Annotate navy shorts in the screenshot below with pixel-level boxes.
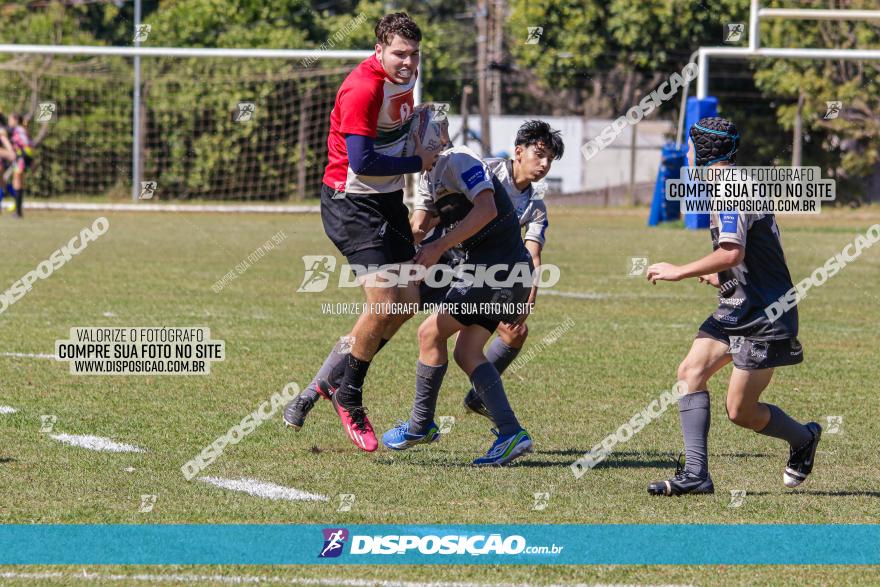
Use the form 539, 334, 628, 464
441, 254, 534, 333
419, 279, 450, 310
697, 316, 804, 371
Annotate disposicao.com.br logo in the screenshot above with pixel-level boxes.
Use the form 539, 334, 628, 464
297, 256, 561, 292
318, 528, 563, 558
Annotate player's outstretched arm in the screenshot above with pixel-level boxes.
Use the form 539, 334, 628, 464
413, 189, 496, 267
646, 242, 743, 284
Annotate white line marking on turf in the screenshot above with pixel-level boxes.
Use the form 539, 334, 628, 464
198, 476, 329, 502
542, 290, 680, 300
543, 290, 610, 299
1, 352, 56, 359
0, 572, 692, 587
49, 433, 146, 453
0, 405, 17, 414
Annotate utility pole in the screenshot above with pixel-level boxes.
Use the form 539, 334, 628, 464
489, 0, 503, 116
460, 84, 472, 150
629, 124, 638, 206
476, 0, 491, 156
132, 0, 142, 201
792, 89, 804, 167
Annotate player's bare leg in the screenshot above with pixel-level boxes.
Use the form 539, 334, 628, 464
725, 367, 775, 431
676, 336, 731, 394
727, 367, 821, 488
379, 279, 419, 340
648, 336, 730, 496
284, 280, 418, 431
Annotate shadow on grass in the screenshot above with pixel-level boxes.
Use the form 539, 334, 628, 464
375, 449, 774, 470
516, 457, 670, 469
522, 450, 772, 470
794, 490, 880, 498
539, 449, 770, 459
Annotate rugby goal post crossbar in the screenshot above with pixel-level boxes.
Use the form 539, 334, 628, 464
658, 0, 880, 227
0, 44, 422, 209
697, 0, 880, 99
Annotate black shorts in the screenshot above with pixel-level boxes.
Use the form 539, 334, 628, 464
443, 256, 533, 333
697, 317, 804, 371
419, 280, 450, 310
320, 184, 415, 274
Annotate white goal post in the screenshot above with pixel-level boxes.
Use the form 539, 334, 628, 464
697, 0, 880, 99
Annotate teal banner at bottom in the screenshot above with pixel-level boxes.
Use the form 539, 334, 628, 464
1, 524, 877, 565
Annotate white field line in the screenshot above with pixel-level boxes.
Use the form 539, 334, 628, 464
542, 290, 610, 300
0, 405, 17, 414
542, 290, 682, 300
49, 433, 146, 453
198, 476, 329, 502
0, 572, 691, 587
0, 352, 56, 359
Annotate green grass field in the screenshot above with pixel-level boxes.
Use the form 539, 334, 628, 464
1, 207, 879, 586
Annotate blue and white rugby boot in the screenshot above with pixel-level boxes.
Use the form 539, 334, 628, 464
472, 428, 533, 466
382, 420, 441, 451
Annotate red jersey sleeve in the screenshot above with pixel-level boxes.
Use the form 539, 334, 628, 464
337, 83, 382, 138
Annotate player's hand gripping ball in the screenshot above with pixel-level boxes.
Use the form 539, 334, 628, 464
403, 103, 450, 157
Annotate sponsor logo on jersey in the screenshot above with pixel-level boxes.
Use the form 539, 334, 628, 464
461, 165, 487, 190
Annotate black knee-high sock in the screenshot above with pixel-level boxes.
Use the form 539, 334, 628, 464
14, 187, 22, 217
332, 335, 392, 407
303, 337, 390, 403
336, 353, 370, 408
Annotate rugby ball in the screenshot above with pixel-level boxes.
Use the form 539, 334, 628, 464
402, 103, 448, 157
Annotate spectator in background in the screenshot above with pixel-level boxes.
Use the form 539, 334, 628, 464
0, 112, 22, 217
4, 112, 32, 218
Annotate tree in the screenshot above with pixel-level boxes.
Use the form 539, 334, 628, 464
753, 0, 880, 202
